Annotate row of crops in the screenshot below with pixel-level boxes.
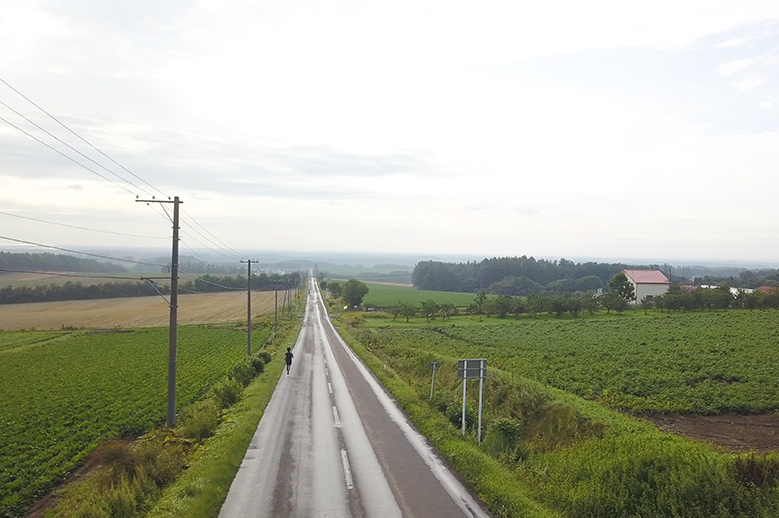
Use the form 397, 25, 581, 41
356, 309, 779, 414
0, 325, 268, 518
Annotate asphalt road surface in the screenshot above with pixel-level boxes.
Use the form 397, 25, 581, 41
219, 278, 490, 518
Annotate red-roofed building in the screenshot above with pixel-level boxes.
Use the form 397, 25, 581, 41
623, 269, 670, 303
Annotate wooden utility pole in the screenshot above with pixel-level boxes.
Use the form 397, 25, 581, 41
240, 259, 258, 355
274, 289, 278, 333
136, 196, 181, 428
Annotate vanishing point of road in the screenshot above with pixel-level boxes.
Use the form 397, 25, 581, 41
219, 278, 490, 518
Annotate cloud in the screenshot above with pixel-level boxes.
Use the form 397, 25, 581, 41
731, 76, 768, 91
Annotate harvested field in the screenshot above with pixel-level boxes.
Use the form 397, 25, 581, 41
0, 290, 286, 331
645, 412, 779, 453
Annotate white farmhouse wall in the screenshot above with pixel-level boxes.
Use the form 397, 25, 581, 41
634, 283, 669, 303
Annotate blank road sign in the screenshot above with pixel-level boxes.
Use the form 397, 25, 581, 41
457, 359, 487, 379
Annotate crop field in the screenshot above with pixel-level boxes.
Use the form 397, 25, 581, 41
353, 310, 779, 415
0, 290, 280, 331
0, 325, 271, 517
360, 282, 479, 308
338, 309, 779, 517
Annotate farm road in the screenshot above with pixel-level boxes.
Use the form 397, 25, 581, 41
0, 291, 280, 330
219, 278, 489, 518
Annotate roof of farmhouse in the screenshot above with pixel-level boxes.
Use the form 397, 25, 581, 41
623, 269, 670, 285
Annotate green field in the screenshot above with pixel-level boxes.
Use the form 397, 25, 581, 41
0, 325, 269, 517
337, 308, 779, 517
358, 282, 478, 308
346, 310, 779, 414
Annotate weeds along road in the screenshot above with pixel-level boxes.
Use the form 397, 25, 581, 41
219, 278, 490, 518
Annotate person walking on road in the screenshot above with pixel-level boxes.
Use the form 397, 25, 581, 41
285, 347, 293, 375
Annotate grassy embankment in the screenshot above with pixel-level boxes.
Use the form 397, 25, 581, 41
327, 285, 779, 517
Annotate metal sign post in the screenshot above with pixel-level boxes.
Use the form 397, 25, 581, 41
457, 359, 487, 444
429, 360, 440, 400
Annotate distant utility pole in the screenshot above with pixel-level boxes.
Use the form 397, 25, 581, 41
240, 259, 258, 355
136, 195, 181, 428
274, 289, 278, 333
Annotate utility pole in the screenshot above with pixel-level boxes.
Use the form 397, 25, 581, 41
240, 259, 258, 355
136, 196, 181, 428
274, 289, 278, 333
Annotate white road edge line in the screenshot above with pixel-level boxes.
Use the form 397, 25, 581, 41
332, 405, 341, 427
340, 449, 355, 490
321, 300, 490, 518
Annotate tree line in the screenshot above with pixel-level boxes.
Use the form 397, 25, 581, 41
387, 273, 779, 321
411, 256, 779, 295
0, 272, 303, 305
0, 252, 125, 273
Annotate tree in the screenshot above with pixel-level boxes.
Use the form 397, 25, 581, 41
328, 281, 342, 299
419, 299, 441, 322
608, 272, 635, 303
341, 279, 369, 309
439, 303, 458, 319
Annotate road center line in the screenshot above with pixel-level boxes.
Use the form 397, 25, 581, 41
340, 449, 354, 490
332, 405, 341, 427
328, 382, 333, 394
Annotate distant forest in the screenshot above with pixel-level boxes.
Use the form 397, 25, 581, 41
412, 256, 779, 295
0, 252, 125, 273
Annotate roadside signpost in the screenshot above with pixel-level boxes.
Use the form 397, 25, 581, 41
429, 360, 440, 400
457, 359, 487, 445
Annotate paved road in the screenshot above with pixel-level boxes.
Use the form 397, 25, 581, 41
219, 278, 490, 518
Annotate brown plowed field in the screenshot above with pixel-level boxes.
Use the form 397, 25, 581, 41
0, 291, 285, 331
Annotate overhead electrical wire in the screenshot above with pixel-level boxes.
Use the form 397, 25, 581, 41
0, 210, 168, 240
0, 235, 168, 269
0, 115, 137, 196
0, 267, 144, 281
182, 208, 245, 259
0, 77, 247, 265
0, 99, 153, 197
0, 76, 169, 200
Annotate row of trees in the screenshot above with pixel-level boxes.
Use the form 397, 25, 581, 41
386, 286, 779, 323
411, 256, 779, 295
0, 272, 304, 304
0, 252, 125, 273
411, 257, 642, 294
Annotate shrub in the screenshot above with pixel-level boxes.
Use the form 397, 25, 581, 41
210, 378, 243, 410
257, 351, 272, 364
229, 358, 256, 386
179, 399, 220, 442
446, 401, 478, 433
249, 354, 265, 374
731, 453, 779, 489
484, 417, 521, 457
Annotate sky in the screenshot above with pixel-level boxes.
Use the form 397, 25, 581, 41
1, 1, 779, 265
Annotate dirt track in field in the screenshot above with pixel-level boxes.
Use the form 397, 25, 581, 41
0, 291, 287, 331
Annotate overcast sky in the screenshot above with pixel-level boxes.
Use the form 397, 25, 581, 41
2, 1, 779, 265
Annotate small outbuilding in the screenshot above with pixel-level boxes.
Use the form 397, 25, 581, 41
623, 269, 670, 303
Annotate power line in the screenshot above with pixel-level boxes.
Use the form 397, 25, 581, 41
182, 208, 245, 259
0, 99, 153, 197
0, 210, 168, 240
0, 235, 168, 268
180, 230, 239, 261
0, 76, 169, 200
0, 114, 138, 196
0, 267, 143, 281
